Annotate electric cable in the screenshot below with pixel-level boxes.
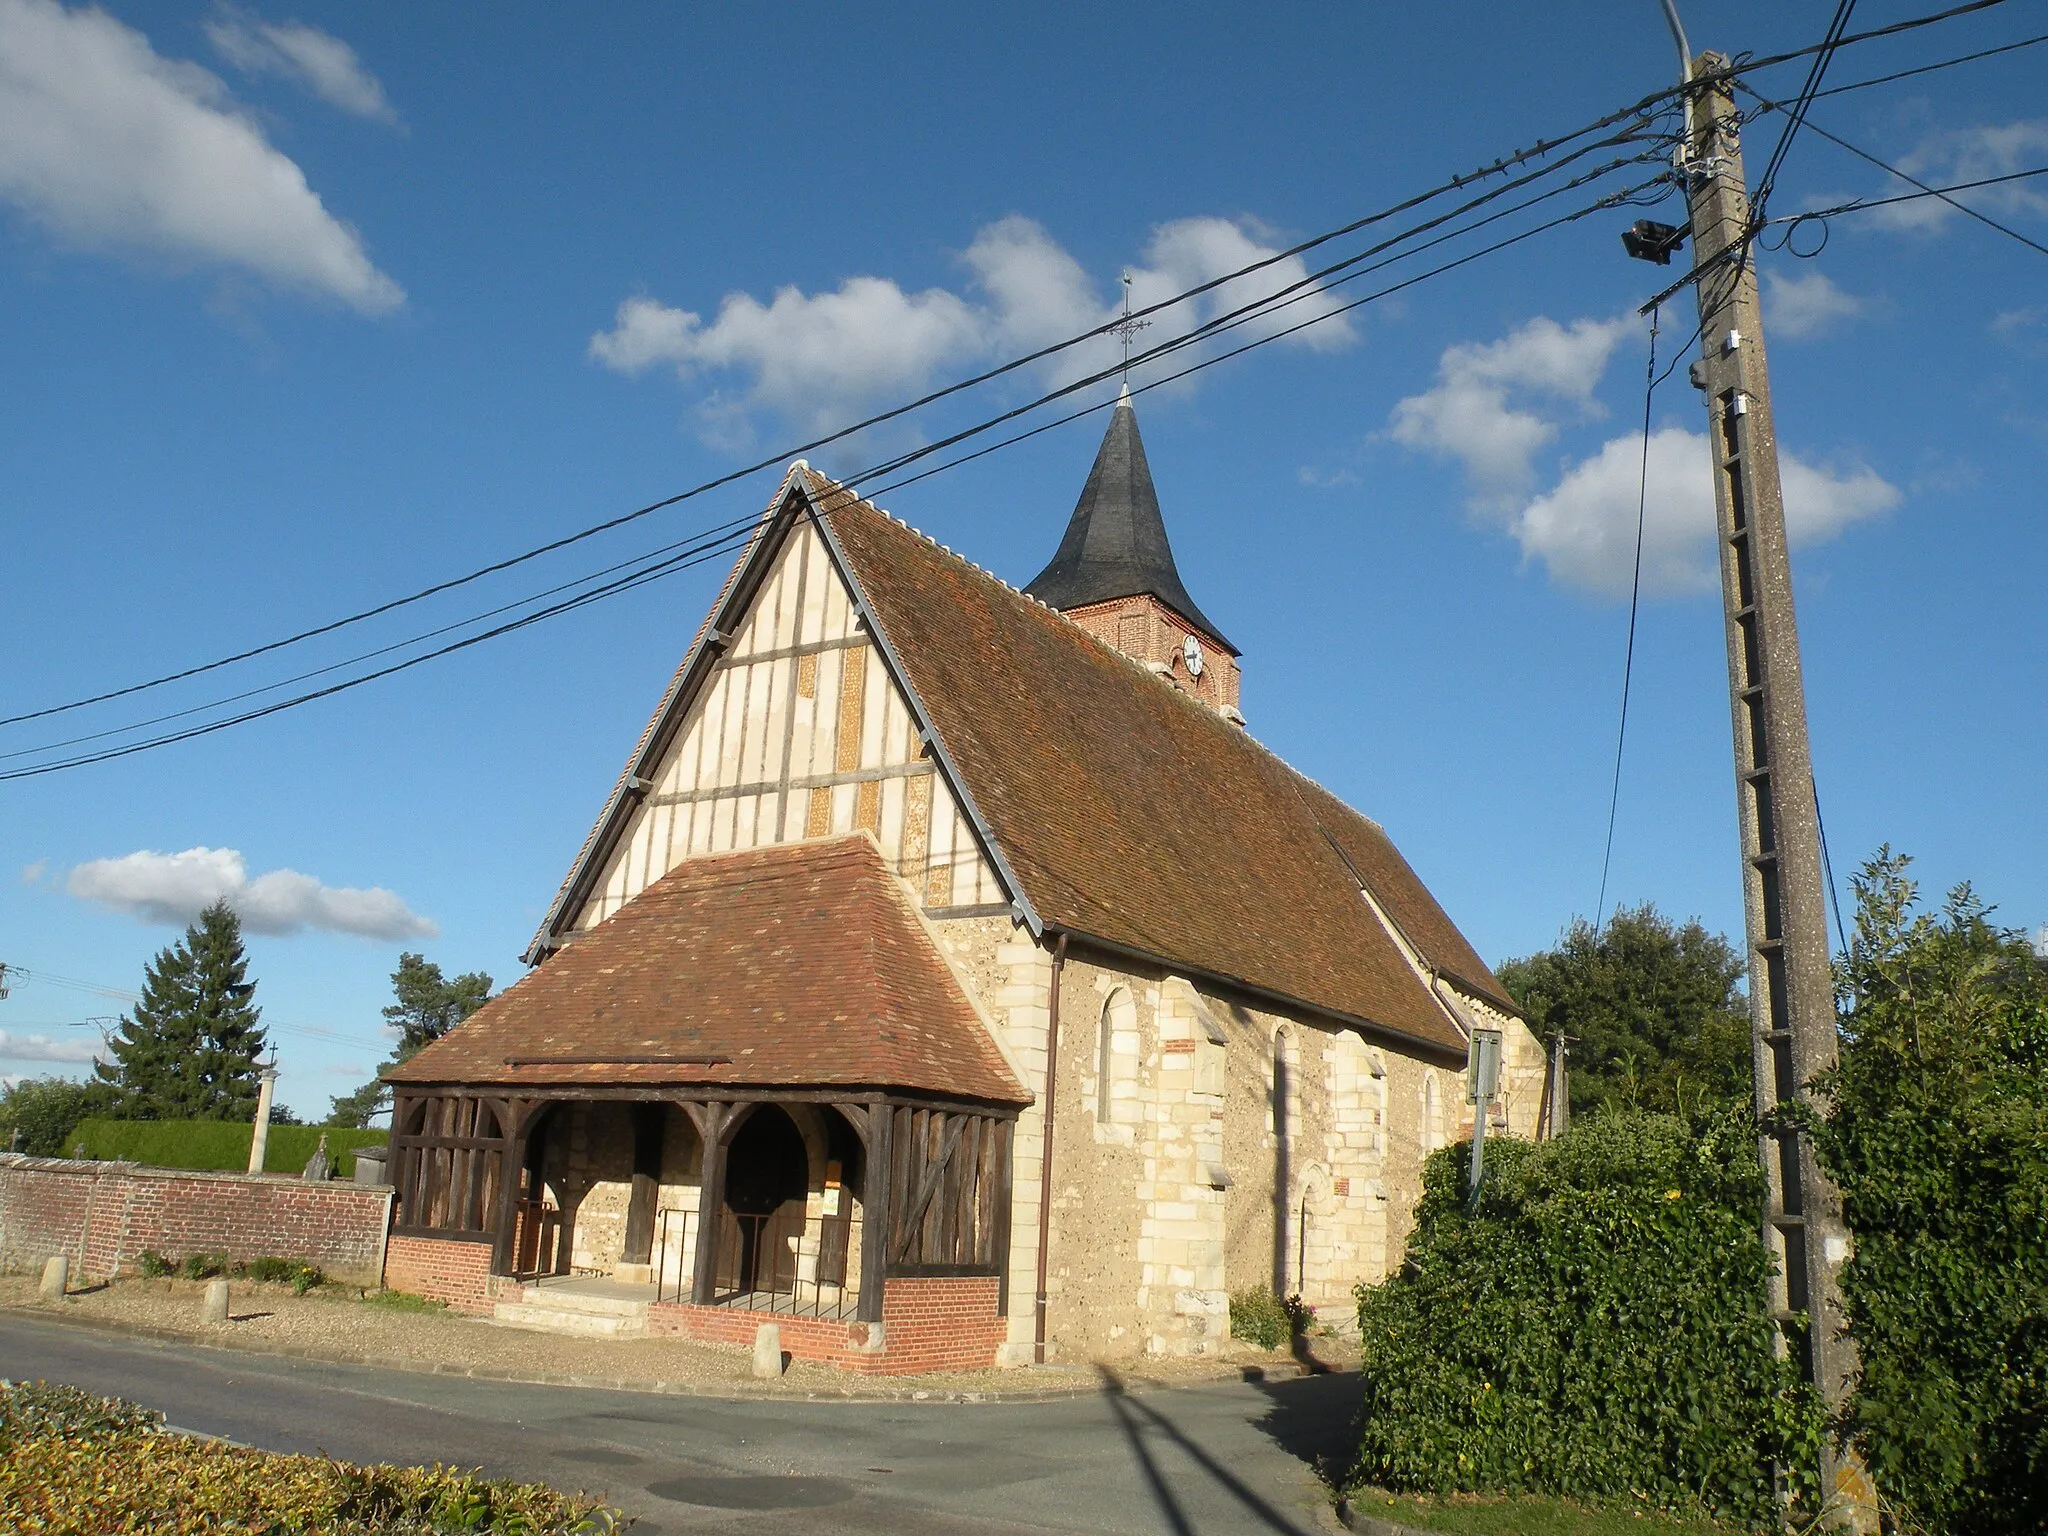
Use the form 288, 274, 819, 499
1, 0, 2017, 757
1738, 82, 2048, 258
9, 0, 2001, 729
1595, 309, 1662, 933
1753, 1, 1860, 222
0, 114, 1673, 733
0, 174, 1673, 779
0, 158, 1671, 774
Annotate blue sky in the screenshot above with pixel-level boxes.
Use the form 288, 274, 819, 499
3, 0, 2043, 1119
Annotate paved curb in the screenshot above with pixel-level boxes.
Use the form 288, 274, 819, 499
2, 1302, 1319, 1405
1334, 1494, 1441, 1536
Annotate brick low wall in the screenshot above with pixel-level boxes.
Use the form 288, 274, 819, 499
650, 1274, 1005, 1374
381, 1233, 506, 1313
0, 1153, 392, 1285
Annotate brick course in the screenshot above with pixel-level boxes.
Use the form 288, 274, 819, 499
0, 1154, 391, 1285
649, 1275, 1003, 1374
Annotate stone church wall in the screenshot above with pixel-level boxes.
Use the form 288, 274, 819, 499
917, 910, 1529, 1364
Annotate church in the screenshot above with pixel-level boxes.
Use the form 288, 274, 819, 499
384, 391, 1545, 1372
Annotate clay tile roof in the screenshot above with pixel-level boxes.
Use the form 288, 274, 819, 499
390, 837, 1026, 1105
812, 474, 1515, 1052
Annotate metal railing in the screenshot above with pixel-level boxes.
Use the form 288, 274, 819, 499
654, 1203, 858, 1320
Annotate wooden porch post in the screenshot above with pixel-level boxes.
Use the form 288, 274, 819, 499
489, 1099, 534, 1278
687, 1102, 730, 1306
857, 1096, 893, 1324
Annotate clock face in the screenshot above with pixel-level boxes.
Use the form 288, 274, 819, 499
1182, 633, 1205, 677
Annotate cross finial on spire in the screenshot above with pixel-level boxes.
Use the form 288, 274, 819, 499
1109, 269, 1149, 380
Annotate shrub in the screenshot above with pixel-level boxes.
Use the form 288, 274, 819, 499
292, 1263, 324, 1296
0, 1380, 622, 1533
137, 1250, 174, 1278
1814, 854, 2048, 1536
1352, 1107, 1823, 1528
1229, 1287, 1309, 1350
177, 1252, 228, 1281
234, 1256, 324, 1292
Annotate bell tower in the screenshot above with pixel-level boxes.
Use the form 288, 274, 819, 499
1024, 387, 1242, 715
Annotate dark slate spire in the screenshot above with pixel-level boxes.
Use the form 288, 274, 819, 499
1024, 388, 1236, 653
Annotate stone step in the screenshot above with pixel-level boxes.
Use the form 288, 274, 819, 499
508, 1287, 651, 1319
489, 1301, 647, 1338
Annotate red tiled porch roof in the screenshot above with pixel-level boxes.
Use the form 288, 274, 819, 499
390, 837, 1026, 1105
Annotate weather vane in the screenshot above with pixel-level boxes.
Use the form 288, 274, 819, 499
1108, 270, 1150, 378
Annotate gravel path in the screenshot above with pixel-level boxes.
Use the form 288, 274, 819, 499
0, 1277, 1352, 1402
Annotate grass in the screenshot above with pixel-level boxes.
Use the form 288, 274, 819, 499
1347, 1489, 1740, 1536
356, 1288, 448, 1313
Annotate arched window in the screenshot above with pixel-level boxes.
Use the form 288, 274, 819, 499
1096, 989, 1133, 1125
1422, 1071, 1446, 1153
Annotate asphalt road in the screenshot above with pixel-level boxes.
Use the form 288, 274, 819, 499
0, 1316, 1358, 1534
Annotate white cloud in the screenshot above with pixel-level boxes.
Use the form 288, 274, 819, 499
0, 0, 403, 312
1392, 313, 1900, 595
0, 1029, 102, 1064
205, 5, 398, 125
1864, 119, 2048, 234
589, 213, 1357, 446
19, 859, 46, 884
1387, 315, 1635, 506
66, 846, 436, 941
1515, 426, 1900, 595
1763, 268, 1863, 340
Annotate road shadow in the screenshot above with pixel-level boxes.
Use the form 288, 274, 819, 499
1097, 1365, 1315, 1535
1245, 1369, 1362, 1494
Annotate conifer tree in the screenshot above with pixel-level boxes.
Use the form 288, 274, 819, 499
96, 900, 268, 1120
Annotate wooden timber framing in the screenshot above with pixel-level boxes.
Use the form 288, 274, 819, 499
388, 1086, 1017, 1325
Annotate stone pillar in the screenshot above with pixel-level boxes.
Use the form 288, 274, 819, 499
39, 1255, 68, 1301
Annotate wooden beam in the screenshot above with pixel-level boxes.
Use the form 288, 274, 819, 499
857, 1099, 893, 1323
690, 1102, 731, 1305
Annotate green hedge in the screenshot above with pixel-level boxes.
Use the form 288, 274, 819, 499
1813, 858, 2048, 1536
1353, 1108, 1823, 1529
69, 1118, 387, 1178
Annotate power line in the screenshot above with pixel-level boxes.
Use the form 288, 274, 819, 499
1738, 82, 2048, 258
1595, 309, 1662, 932
1, 160, 1673, 776
1799, 26, 2048, 101
7, 0, 2000, 734
1753, 0, 1859, 222
1776, 163, 2048, 222
0, 116, 1669, 735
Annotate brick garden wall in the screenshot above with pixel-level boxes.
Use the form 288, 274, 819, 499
0, 1153, 392, 1285
649, 1274, 1004, 1374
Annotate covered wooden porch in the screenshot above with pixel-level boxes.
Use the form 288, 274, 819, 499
389, 1084, 1016, 1325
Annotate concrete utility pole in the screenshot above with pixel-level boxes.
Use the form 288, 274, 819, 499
1676, 54, 1871, 1527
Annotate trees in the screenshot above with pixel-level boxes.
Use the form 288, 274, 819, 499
94, 900, 268, 1121
326, 952, 492, 1127
1815, 851, 2048, 1536
1497, 904, 1751, 1116
0, 1076, 107, 1156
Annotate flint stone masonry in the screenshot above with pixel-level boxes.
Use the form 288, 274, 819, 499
0, 1153, 394, 1286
